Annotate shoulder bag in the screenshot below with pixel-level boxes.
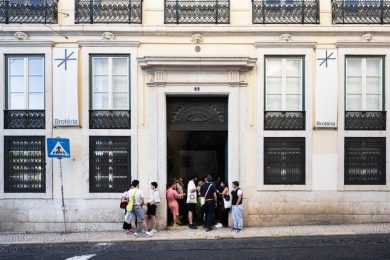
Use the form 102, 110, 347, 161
200, 184, 213, 206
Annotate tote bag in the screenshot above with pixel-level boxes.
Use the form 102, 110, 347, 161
223, 197, 232, 209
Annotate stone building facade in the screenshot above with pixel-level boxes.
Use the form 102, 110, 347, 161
0, 0, 390, 232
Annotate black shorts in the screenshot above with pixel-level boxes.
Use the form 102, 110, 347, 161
188, 203, 196, 213
147, 205, 157, 216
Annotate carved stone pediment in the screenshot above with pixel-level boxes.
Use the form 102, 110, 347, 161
138, 57, 257, 72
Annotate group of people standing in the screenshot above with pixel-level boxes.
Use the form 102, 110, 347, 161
121, 176, 243, 239
121, 180, 160, 238
165, 175, 244, 232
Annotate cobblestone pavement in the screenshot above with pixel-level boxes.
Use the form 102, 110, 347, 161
0, 223, 390, 245
1, 235, 390, 260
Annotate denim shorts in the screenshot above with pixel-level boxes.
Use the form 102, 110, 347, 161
131, 205, 145, 220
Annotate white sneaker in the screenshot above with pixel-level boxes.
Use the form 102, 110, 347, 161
133, 232, 139, 239
215, 223, 223, 228
144, 231, 154, 238
151, 229, 158, 234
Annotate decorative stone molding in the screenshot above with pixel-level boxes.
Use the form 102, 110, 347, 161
102, 32, 115, 40
138, 57, 257, 72
255, 42, 317, 49
191, 33, 204, 44
361, 33, 373, 42
228, 71, 240, 82
336, 41, 390, 48
279, 33, 292, 42
154, 71, 166, 82
14, 31, 28, 41
0, 41, 53, 47
78, 41, 140, 47
139, 57, 256, 88
147, 71, 167, 87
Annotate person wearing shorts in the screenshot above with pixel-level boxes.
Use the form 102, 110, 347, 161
127, 180, 154, 238
147, 182, 160, 233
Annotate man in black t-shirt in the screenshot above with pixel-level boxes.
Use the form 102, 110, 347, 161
200, 175, 217, 232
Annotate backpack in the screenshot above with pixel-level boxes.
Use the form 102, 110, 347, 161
126, 189, 138, 211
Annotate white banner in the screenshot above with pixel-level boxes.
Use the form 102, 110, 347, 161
53, 48, 79, 127
315, 49, 338, 128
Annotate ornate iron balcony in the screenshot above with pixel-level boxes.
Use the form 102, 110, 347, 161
345, 111, 386, 131
332, 0, 390, 24
252, 0, 319, 24
264, 111, 306, 130
165, 0, 230, 24
75, 0, 142, 24
89, 110, 131, 129
4, 110, 45, 129
0, 0, 57, 24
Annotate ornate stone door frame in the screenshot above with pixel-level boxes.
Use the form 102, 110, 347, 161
139, 56, 256, 226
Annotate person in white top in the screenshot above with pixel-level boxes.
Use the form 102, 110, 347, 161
187, 176, 198, 229
147, 182, 160, 233
126, 180, 153, 238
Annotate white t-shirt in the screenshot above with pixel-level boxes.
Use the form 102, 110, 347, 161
187, 180, 197, 203
127, 188, 144, 206
149, 189, 161, 204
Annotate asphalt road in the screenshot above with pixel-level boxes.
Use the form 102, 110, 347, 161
1, 235, 390, 260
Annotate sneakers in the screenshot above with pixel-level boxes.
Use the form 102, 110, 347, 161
151, 229, 158, 234
235, 229, 242, 233
144, 231, 154, 238
133, 231, 154, 239
215, 223, 223, 229
189, 224, 198, 229
205, 227, 213, 232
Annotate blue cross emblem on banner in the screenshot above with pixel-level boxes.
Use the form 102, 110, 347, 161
55, 49, 77, 71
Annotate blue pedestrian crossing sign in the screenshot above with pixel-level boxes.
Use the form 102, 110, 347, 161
47, 138, 70, 159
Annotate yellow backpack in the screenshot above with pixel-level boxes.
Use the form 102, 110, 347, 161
126, 189, 137, 212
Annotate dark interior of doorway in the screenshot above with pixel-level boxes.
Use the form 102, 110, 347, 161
167, 131, 228, 184
166, 131, 228, 226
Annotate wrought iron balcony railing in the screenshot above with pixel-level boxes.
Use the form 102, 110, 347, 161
4, 110, 45, 129
75, 0, 142, 24
89, 110, 131, 129
0, 0, 57, 24
332, 0, 390, 24
345, 111, 386, 131
264, 111, 306, 130
252, 0, 319, 24
165, 0, 230, 24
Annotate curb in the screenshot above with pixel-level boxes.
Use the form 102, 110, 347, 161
1, 230, 390, 245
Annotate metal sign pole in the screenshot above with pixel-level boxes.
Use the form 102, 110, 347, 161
59, 158, 67, 234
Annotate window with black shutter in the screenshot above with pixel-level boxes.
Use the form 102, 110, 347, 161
345, 137, 386, 185
89, 136, 131, 192
264, 137, 305, 185
4, 136, 46, 193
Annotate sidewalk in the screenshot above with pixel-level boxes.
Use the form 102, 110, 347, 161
1, 223, 390, 245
